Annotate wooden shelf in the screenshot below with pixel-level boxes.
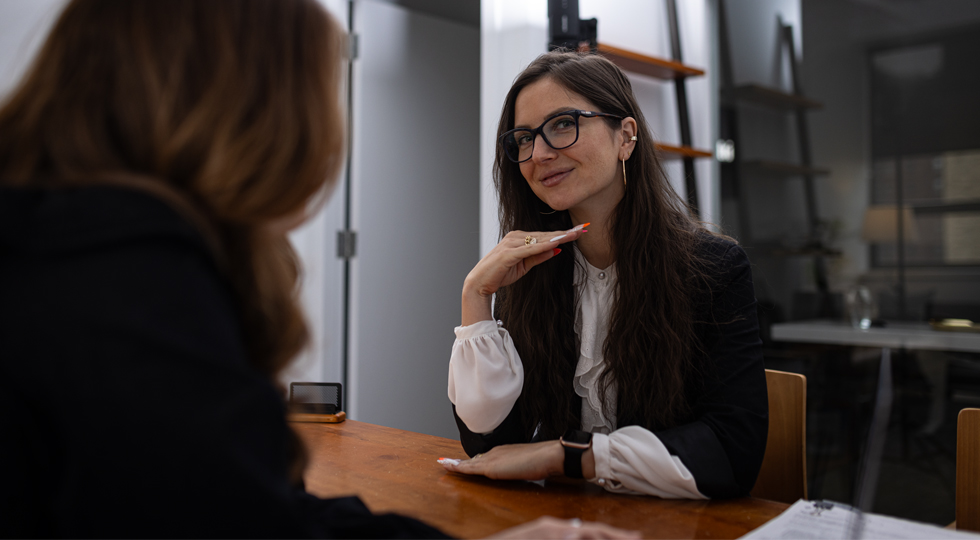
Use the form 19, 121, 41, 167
655, 143, 713, 160
733, 84, 822, 111
742, 160, 829, 177
598, 43, 705, 80
911, 199, 980, 214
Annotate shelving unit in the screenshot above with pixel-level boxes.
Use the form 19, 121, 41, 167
655, 143, 713, 160
595, 0, 712, 217
732, 83, 823, 111
718, 0, 836, 304
598, 43, 704, 79
910, 199, 980, 214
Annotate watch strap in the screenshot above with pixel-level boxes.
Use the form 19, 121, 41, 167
563, 445, 586, 479
560, 429, 592, 479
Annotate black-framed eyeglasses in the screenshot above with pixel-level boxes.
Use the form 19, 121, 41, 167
499, 109, 624, 164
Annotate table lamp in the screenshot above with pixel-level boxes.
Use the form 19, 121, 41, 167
862, 205, 919, 319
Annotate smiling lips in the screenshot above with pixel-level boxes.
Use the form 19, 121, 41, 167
540, 169, 571, 187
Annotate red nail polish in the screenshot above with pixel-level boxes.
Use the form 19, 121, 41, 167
581, 229, 588, 233
553, 248, 561, 256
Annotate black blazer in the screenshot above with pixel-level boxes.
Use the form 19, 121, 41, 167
453, 236, 768, 499
0, 186, 447, 539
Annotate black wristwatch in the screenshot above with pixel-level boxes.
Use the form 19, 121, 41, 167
559, 429, 593, 479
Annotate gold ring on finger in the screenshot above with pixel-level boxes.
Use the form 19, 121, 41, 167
524, 235, 537, 246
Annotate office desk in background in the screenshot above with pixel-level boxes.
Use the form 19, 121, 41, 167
293, 420, 788, 539
770, 320, 980, 354
770, 319, 980, 433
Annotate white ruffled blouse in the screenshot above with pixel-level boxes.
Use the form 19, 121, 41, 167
448, 249, 706, 499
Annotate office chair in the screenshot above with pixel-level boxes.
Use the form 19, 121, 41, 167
751, 369, 808, 504
957, 408, 980, 532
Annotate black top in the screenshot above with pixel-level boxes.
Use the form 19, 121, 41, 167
0, 186, 448, 539
453, 235, 768, 499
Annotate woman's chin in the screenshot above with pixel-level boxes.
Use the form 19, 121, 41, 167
539, 198, 573, 213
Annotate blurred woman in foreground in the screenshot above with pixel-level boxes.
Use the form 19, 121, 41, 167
0, 1, 635, 538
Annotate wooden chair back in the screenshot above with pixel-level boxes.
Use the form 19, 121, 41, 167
750, 369, 807, 504
958, 408, 980, 532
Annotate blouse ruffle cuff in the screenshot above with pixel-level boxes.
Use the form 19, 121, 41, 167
590, 427, 707, 499
590, 433, 626, 491
448, 320, 523, 434
453, 319, 501, 340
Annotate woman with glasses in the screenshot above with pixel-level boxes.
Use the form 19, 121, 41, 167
442, 51, 768, 499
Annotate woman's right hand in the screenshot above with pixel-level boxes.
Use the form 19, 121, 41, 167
461, 224, 587, 326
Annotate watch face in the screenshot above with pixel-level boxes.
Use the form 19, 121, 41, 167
562, 429, 592, 446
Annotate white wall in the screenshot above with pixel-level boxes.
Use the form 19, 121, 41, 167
479, 1, 547, 256
480, 0, 720, 256
0, 0, 65, 99
347, 0, 480, 438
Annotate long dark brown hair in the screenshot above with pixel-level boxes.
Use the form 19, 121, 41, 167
494, 51, 720, 440
0, 0, 345, 384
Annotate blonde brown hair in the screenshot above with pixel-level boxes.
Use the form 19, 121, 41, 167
0, 0, 346, 381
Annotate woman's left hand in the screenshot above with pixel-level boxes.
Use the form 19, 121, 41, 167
440, 441, 565, 480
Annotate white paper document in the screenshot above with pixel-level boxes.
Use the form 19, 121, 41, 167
740, 499, 980, 540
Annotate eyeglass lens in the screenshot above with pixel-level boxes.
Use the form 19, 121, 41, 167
503, 113, 580, 163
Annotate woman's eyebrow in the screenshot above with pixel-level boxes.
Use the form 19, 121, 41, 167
514, 107, 578, 128
545, 106, 577, 117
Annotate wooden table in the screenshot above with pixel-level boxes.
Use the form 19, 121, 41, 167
294, 420, 788, 539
